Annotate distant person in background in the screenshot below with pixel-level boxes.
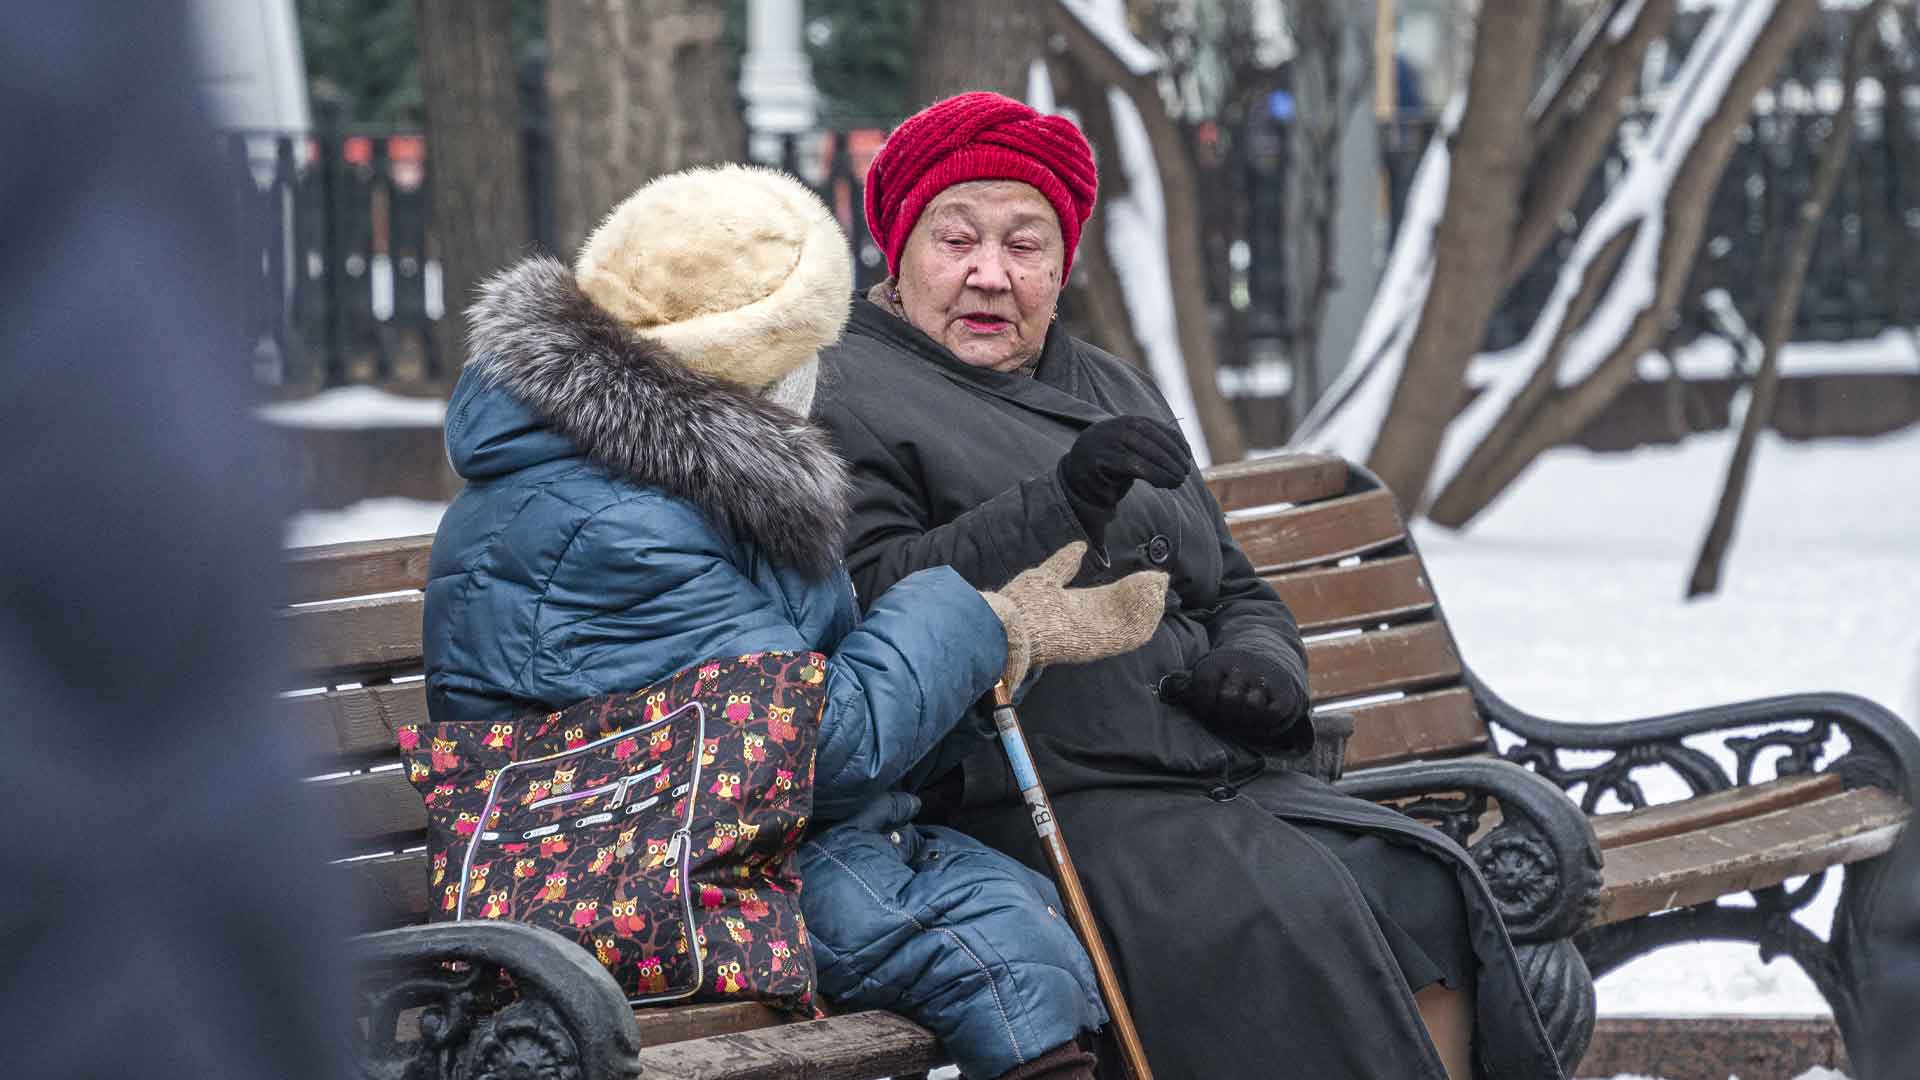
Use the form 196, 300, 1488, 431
0, 5, 353, 1078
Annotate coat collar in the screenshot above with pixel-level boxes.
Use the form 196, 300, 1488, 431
463, 256, 851, 574
844, 299, 1115, 430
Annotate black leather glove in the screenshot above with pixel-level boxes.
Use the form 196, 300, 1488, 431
1056, 417, 1192, 549
1166, 647, 1311, 752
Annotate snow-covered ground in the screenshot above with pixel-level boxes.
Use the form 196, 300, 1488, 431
287, 421, 1919, 1080
1412, 424, 1919, 1080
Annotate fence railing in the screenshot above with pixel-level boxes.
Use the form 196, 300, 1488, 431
231, 101, 1920, 397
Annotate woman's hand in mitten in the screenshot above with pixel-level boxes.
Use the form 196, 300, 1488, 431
980, 541, 1169, 689
1056, 417, 1192, 548
1168, 647, 1309, 750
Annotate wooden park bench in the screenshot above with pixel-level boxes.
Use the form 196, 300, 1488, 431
291, 451, 1918, 1079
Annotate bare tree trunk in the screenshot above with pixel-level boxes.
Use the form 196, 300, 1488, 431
910, 1, 1041, 106
1427, 0, 1819, 528
1687, 0, 1887, 598
1046, 51, 1147, 369
414, 0, 528, 327
1049, 1, 1246, 462
1365, 0, 1546, 512
1509, 0, 1678, 284
547, 0, 743, 257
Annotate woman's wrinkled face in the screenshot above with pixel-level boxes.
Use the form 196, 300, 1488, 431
896, 181, 1066, 372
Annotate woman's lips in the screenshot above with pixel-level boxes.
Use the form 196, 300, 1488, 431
959, 313, 1011, 333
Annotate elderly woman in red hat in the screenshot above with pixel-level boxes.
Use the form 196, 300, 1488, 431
815, 92, 1568, 1080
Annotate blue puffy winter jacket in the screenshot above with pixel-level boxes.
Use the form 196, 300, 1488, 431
421, 257, 1103, 1078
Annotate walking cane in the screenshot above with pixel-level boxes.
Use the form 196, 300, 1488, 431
990, 681, 1155, 1080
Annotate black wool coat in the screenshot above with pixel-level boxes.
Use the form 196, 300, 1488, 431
816, 299, 1565, 1079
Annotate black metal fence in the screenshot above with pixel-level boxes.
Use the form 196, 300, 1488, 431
225, 113, 554, 389
232, 13, 1920, 394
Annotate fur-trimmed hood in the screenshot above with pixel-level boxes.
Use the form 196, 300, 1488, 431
458, 255, 850, 573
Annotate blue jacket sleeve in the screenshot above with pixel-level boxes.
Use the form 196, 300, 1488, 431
814, 566, 1007, 821
539, 496, 1006, 823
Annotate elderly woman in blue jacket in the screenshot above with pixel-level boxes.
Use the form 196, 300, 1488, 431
421, 165, 1166, 1080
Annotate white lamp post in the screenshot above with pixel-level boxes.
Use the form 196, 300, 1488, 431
739, 0, 819, 171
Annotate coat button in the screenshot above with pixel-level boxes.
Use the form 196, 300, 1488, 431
1146, 534, 1172, 564
889, 831, 902, 845
1208, 784, 1238, 803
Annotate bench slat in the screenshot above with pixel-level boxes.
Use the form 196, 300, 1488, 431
1228, 489, 1404, 574
310, 770, 427, 847
1594, 786, 1909, 925
283, 592, 426, 681
283, 682, 428, 762
633, 1002, 792, 1047
1202, 453, 1348, 512
1589, 773, 1845, 851
286, 534, 434, 604
635, 1009, 940, 1078
340, 851, 431, 925
1268, 555, 1436, 635
1305, 621, 1461, 702
1338, 687, 1488, 770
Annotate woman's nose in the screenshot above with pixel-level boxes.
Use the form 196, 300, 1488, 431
966, 252, 1013, 291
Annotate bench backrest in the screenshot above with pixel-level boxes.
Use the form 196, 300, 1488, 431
284, 452, 1488, 929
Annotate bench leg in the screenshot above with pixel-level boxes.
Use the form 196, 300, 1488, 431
1513, 939, 1597, 1075
349, 921, 644, 1080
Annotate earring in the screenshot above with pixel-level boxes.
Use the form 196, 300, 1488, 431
1050, 309, 1059, 322
888, 285, 901, 303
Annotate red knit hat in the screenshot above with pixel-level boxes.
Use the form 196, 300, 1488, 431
864, 91, 1099, 280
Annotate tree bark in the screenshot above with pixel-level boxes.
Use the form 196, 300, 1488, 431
1364, 0, 1547, 513
413, 0, 528, 328
1686, 0, 1888, 598
910, 0, 1042, 106
1426, 0, 1822, 528
1508, 0, 1676, 286
1048, 1, 1245, 462
1045, 50, 1147, 369
547, 0, 744, 258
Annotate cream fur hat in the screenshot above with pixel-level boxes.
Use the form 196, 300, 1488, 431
574, 164, 853, 396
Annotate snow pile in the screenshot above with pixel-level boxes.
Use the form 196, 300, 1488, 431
257, 385, 446, 429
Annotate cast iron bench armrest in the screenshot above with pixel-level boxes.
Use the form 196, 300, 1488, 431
1337, 755, 1603, 943
350, 920, 645, 1080
1469, 668, 1920, 809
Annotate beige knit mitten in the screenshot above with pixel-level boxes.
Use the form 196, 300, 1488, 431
980, 541, 1169, 689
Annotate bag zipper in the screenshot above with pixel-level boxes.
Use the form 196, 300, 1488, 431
454, 697, 712, 1005
525, 764, 664, 811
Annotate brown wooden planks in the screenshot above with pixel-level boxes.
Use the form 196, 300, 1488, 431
634, 1009, 941, 1079
1202, 453, 1348, 512
339, 851, 431, 925
634, 1002, 792, 1047
1594, 786, 1910, 925
1228, 489, 1405, 573
282, 682, 429, 762
282, 592, 426, 680
286, 534, 433, 604
1338, 687, 1488, 770
1305, 621, 1461, 702
1590, 774, 1845, 851
309, 769, 428, 845
1267, 555, 1436, 634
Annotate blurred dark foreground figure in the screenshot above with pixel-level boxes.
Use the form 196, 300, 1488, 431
0, 6, 353, 1078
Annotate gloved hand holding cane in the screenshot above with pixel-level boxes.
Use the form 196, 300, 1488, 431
977, 540, 1164, 1080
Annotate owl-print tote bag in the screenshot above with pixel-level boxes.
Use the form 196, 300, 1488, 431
399, 652, 826, 1015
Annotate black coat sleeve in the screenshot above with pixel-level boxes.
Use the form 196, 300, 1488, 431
1195, 482, 1312, 721
825, 401, 1090, 606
